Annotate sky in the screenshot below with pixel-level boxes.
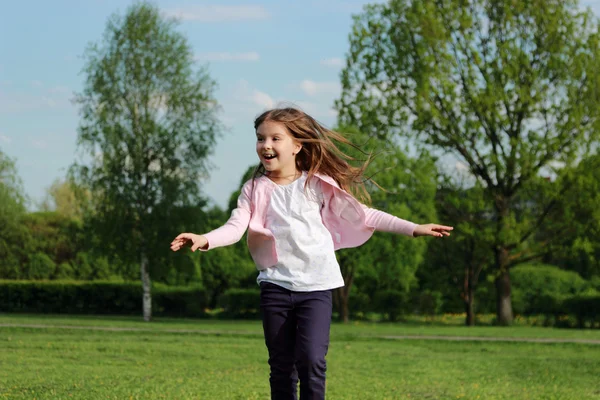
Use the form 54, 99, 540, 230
1, 0, 600, 210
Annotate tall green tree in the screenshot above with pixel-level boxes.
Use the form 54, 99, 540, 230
421, 182, 494, 325
0, 150, 32, 278
39, 178, 88, 221
337, 0, 600, 324
334, 129, 438, 322
542, 154, 600, 279
72, 2, 223, 321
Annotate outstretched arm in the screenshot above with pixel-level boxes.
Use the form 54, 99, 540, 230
170, 182, 253, 252
362, 205, 452, 238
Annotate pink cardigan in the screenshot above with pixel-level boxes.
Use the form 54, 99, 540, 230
202, 173, 417, 270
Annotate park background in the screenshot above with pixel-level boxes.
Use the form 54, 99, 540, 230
1, 0, 600, 398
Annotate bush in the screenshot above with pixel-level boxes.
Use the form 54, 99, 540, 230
562, 292, 600, 328
0, 280, 207, 317
218, 288, 260, 319
511, 264, 588, 316
153, 283, 208, 317
416, 290, 444, 317
349, 291, 370, 318
372, 290, 411, 321
26, 253, 55, 280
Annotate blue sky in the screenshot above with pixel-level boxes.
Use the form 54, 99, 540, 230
1, 0, 599, 210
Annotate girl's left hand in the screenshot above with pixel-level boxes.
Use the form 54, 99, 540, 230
413, 224, 453, 238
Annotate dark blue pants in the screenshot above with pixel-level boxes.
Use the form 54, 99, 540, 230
260, 282, 333, 400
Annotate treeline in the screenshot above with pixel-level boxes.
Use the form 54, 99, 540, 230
2, 148, 599, 327
2, 0, 600, 326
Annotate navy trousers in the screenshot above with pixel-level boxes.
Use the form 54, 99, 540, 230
259, 282, 333, 400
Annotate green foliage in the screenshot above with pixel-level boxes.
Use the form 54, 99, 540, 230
153, 284, 208, 317
563, 293, 600, 328
542, 154, 600, 279
25, 253, 55, 280
335, 127, 438, 320
0, 280, 207, 317
511, 264, 588, 315
416, 289, 444, 317
217, 288, 261, 319
348, 289, 370, 317
70, 2, 223, 299
337, 0, 600, 324
23, 211, 82, 267
39, 178, 87, 221
0, 150, 32, 279
372, 290, 411, 321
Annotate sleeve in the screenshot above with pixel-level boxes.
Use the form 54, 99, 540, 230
201, 181, 252, 251
361, 204, 417, 237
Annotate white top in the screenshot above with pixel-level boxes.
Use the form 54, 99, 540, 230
256, 172, 345, 292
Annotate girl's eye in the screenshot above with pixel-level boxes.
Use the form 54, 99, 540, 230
257, 137, 264, 142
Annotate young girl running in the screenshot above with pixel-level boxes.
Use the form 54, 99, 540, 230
171, 107, 452, 400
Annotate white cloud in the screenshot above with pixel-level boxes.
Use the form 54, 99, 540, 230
195, 52, 259, 62
164, 5, 270, 22
233, 79, 275, 110
299, 80, 340, 97
252, 91, 275, 109
0, 134, 11, 144
31, 80, 43, 88
321, 58, 344, 68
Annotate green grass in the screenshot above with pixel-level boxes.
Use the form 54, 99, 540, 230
2, 313, 600, 341
1, 314, 600, 399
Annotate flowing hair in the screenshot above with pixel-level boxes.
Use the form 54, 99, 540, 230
253, 107, 373, 204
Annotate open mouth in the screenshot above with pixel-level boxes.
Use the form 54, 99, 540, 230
263, 154, 277, 161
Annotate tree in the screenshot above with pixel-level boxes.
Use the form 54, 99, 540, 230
333, 129, 438, 322
542, 154, 600, 279
0, 150, 32, 279
421, 182, 494, 325
39, 178, 88, 221
72, 2, 223, 321
337, 0, 600, 324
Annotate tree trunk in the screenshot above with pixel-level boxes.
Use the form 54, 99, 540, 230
334, 287, 350, 323
465, 299, 475, 326
141, 252, 152, 322
494, 196, 513, 326
495, 257, 513, 326
464, 281, 475, 327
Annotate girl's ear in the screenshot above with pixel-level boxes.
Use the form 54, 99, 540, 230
294, 141, 302, 155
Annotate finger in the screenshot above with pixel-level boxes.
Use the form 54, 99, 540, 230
175, 233, 191, 240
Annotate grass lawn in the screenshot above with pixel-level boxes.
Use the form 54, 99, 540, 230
2, 313, 600, 341
1, 315, 600, 399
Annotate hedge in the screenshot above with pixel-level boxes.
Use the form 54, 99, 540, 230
0, 280, 208, 317
217, 288, 261, 319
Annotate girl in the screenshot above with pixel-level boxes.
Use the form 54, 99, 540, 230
171, 107, 452, 400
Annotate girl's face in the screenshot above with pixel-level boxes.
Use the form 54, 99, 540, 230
256, 121, 302, 176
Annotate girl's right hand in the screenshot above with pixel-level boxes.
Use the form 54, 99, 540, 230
170, 233, 208, 252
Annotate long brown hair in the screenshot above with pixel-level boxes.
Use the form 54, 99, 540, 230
253, 107, 373, 204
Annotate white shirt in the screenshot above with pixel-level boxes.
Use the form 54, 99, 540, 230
256, 172, 345, 291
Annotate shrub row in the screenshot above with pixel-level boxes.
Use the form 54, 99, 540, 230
0, 280, 208, 317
